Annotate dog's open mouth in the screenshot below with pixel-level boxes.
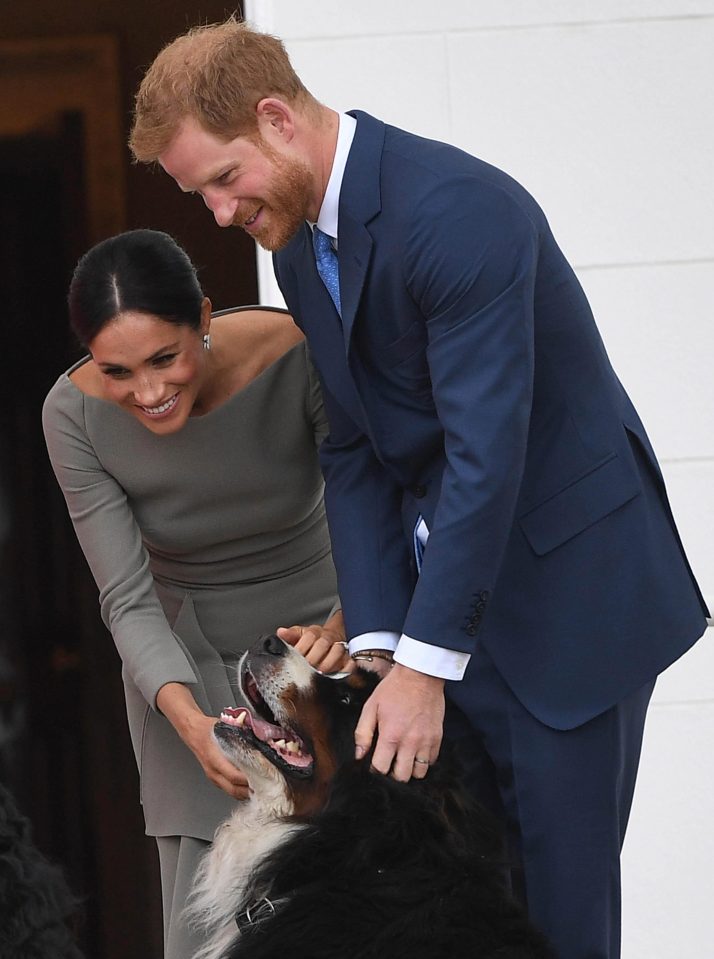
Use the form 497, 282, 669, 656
217, 668, 314, 776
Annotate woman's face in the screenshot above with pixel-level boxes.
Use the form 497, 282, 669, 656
89, 306, 210, 435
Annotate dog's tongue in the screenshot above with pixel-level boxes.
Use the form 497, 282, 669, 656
221, 706, 285, 743
251, 716, 286, 743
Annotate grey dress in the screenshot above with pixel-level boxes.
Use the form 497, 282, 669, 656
42, 339, 338, 842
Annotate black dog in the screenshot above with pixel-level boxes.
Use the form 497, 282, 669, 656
0, 782, 84, 959
187, 636, 552, 959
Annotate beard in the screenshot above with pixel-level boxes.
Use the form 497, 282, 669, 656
233, 143, 314, 252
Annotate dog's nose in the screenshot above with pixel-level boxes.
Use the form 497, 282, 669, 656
262, 634, 287, 657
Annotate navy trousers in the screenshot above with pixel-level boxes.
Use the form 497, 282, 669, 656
445, 645, 654, 959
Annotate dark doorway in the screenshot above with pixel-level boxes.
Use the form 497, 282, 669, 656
0, 115, 163, 958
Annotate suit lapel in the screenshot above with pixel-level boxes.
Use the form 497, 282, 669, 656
338, 215, 373, 349
275, 115, 387, 434
338, 111, 385, 351
289, 223, 369, 431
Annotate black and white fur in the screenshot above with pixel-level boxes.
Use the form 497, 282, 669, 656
0, 782, 84, 959
187, 635, 552, 959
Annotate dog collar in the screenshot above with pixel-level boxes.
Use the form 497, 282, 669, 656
235, 895, 287, 932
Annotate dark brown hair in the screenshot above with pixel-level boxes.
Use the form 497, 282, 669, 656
67, 230, 204, 347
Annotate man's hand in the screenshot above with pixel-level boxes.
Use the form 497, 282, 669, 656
277, 610, 352, 673
353, 663, 445, 781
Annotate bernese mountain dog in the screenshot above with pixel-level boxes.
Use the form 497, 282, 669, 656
0, 782, 84, 958
187, 635, 553, 959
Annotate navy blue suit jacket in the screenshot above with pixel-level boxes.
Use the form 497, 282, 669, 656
274, 111, 707, 729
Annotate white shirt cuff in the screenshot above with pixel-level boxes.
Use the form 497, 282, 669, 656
394, 635, 470, 681
348, 631, 399, 656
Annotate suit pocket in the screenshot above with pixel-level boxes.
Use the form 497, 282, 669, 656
518, 453, 641, 556
138, 702, 152, 802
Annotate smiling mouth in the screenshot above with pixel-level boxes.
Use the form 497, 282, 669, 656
139, 393, 179, 416
242, 207, 262, 228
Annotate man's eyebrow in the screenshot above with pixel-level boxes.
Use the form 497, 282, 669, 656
177, 164, 234, 194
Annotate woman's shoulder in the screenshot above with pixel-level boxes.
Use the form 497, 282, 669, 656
211, 306, 305, 392
213, 306, 303, 353
43, 358, 88, 417
67, 356, 104, 398
42, 360, 96, 451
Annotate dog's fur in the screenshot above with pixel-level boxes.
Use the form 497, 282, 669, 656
188, 636, 552, 959
0, 782, 84, 959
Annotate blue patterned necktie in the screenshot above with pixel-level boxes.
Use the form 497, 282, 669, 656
312, 226, 341, 316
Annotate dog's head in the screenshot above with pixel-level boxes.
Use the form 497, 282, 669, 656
215, 635, 378, 817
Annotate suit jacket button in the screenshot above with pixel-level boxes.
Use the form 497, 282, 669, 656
413, 484, 427, 498
480, 590, 490, 602
466, 623, 477, 636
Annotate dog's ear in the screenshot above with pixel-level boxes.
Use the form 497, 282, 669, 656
344, 666, 381, 694
317, 665, 379, 707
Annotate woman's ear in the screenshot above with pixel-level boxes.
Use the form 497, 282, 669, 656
200, 296, 212, 334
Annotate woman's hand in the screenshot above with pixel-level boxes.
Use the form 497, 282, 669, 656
276, 609, 353, 673
156, 682, 250, 800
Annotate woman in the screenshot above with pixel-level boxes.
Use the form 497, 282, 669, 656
42, 229, 347, 958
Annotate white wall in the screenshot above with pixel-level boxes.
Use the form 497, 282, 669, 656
245, 3, 713, 955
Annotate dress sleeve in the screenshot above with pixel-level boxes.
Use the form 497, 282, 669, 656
42, 379, 198, 708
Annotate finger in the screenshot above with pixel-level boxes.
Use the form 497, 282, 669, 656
210, 756, 247, 786
276, 625, 302, 646
319, 644, 352, 673
390, 745, 419, 782
370, 730, 399, 776
309, 637, 346, 668
410, 754, 431, 780
217, 775, 251, 801
354, 700, 378, 761
206, 738, 249, 786
391, 729, 442, 781
219, 765, 250, 798
294, 627, 323, 655
301, 636, 330, 662
227, 767, 249, 788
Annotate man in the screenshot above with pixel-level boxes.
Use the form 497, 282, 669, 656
130, 19, 708, 958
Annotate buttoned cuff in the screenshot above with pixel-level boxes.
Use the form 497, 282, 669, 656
394, 635, 470, 681
348, 631, 399, 656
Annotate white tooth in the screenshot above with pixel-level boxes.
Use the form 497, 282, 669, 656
236, 712, 246, 725
143, 394, 177, 415
285, 741, 300, 753
275, 739, 286, 749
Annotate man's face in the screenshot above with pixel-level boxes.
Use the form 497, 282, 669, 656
159, 117, 314, 251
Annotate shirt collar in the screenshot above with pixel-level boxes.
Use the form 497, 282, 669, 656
312, 112, 356, 243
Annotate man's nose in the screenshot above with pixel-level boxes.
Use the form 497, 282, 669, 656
205, 192, 237, 229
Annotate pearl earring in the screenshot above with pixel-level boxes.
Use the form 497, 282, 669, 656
203, 333, 211, 351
